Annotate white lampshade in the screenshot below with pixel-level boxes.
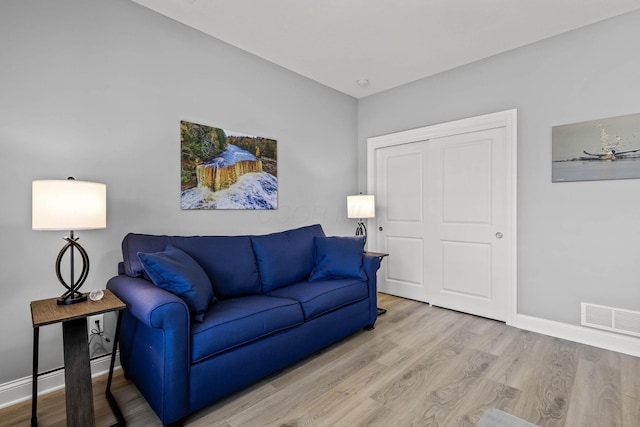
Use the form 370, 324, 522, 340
347, 194, 375, 219
32, 179, 107, 231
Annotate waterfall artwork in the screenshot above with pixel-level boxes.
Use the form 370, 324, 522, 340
552, 112, 640, 182
180, 120, 277, 209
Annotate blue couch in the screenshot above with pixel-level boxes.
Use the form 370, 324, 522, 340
106, 224, 381, 425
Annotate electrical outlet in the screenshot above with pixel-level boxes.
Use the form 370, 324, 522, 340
88, 314, 104, 339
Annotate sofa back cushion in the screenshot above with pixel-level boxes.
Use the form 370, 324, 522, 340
122, 233, 261, 298
250, 224, 325, 292
122, 233, 170, 277
172, 236, 261, 298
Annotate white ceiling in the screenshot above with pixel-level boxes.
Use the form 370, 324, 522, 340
131, 0, 640, 98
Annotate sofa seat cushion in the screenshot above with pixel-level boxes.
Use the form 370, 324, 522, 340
266, 278, 368, 321
191, 295, 304, 363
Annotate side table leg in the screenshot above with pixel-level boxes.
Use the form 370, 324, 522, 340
62, 318, 95, 427
31, 327, 39, 427
106, 311, 125, 426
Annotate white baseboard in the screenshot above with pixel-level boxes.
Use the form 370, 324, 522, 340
513, 314, 640, 357
0, 352, 121, 410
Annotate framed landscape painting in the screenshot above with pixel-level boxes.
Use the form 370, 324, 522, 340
552, 112, 640, 183
180, 120, 277, 209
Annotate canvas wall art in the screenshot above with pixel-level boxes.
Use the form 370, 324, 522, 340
552, 112, 640, 182
180, 120, 277, 209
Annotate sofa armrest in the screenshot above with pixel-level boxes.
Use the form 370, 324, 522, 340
363, 254, 382, 326
107, 274, 188, 329
106, 275, 191, 424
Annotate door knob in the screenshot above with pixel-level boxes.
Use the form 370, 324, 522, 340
495, 232, 503, 239
379, 226, 383, 231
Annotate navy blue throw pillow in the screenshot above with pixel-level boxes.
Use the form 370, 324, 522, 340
309, 236, 367, 282
138, 245, 215, 322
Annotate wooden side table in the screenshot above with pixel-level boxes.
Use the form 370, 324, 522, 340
30, 289, 126, 427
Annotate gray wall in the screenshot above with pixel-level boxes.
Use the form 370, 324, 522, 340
0, 0, 357, 384
358, 10, 640, 326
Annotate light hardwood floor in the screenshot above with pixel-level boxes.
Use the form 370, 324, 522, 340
2, 294, 639, 426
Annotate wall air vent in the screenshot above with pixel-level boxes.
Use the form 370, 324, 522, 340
581, 303, 640, 337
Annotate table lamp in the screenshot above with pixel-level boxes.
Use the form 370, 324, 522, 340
347, 194, 375, 238
32, 177, 106, 305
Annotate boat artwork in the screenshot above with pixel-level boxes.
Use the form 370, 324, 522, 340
552, 112, 640, 182
579, 127, 640, 161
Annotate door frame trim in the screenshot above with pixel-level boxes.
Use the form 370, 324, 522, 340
366, 109, 518, 326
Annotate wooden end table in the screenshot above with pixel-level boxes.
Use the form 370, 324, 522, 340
30, 289, 126, 427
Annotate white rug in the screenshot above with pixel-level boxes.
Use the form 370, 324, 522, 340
475, 409, 539, 427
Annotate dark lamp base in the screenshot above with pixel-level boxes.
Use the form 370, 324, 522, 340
57, 292, 88, 305
55, 232, 91, 306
